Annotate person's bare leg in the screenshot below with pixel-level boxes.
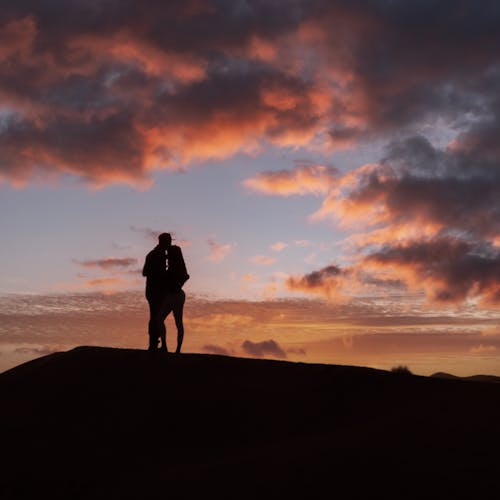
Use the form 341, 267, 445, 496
159, 302, 173, 352
173, 294, 185, 353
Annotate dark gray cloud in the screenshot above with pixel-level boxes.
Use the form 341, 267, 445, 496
202, 344, 232, 356
367, 237, 500, 304
286, 265, 345, 298
242, 339, 287, 359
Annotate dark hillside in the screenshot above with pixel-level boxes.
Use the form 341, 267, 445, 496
1, 346, 499, 499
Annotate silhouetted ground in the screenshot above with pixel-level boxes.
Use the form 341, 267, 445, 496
1, 346, 499, 499
431, 371, 500, 383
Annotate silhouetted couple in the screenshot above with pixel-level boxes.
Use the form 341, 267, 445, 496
142, 233, 189, 352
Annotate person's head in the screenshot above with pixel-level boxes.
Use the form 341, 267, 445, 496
158, 232, 172, 250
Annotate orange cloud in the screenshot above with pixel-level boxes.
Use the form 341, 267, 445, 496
243, 164, 338, 196
241, 273, 258, 283
470, 344, 497, 354
249, 130, 500, 307
2, 1, 500, 190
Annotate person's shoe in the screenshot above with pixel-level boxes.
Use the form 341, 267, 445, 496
148, 339, 160, 351
159, 346, 168, 352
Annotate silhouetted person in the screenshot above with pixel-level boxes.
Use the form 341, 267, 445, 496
142, 233, 170, 350
159, 244, 189, 353
142, 232, 189, 352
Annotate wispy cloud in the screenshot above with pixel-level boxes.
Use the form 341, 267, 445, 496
207, 238, 233, 262
251, 255, 277, 266
130, 226, 161, 241
74, 257, 138, 270
2, 291, 499, 374
271, 242, 288, 252
470, 344, 497, 354
243, 165, 337, 196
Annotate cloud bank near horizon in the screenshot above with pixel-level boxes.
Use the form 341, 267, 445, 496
2, 0, 500, 187
1, 291, 499, 376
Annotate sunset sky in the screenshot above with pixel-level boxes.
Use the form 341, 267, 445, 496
1, 0, 499, 375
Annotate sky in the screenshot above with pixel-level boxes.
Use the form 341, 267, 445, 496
1, 0, 499, 375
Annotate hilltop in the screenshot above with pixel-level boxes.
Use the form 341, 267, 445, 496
1, 346, 499, 499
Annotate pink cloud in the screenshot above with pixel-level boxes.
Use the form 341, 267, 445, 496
251, 255, 277, 266
74, 257, 138, 270
207, 238, 233, 262
271, 242, 288, 252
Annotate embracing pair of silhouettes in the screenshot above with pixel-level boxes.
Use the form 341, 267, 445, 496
142, 233, 189, 352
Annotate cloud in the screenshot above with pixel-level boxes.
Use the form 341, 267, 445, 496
2, 290, 499, 374
189, 312, 254, 330
251, 130, 500, 305
207, 238, 233, 262
14, 345, 61, 356
80, 277, 129, 291
286, 265, 345, 300
366, 237, 500, 305
271, 242, 288, 252
3, 2, 500, 187
243, 164, 338, 196
74, 257, 138, 270
304, 252, 316, 264
470, 344, 497, 354
241, 273, 258, 283
130, 226, 190, 247
202, 344, 233, 356
251, 255, 277, 266
241, 339, 287, 359
287, 347, 306, 356
294, 240, 312, 247
130, 226, 162, 241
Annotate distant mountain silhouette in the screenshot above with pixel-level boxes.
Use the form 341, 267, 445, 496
1, 346, 500, 499
431, 371, 500, 383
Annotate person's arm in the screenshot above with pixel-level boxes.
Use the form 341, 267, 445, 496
178, 247, 189, 284
142, 253, 151, 277
171, 246, 189, 287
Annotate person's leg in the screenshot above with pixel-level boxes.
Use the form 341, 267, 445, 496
173, 291, 185, 353
147, 292, 163, 350
147, 302, 159, 350
159, 299, 173, 351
